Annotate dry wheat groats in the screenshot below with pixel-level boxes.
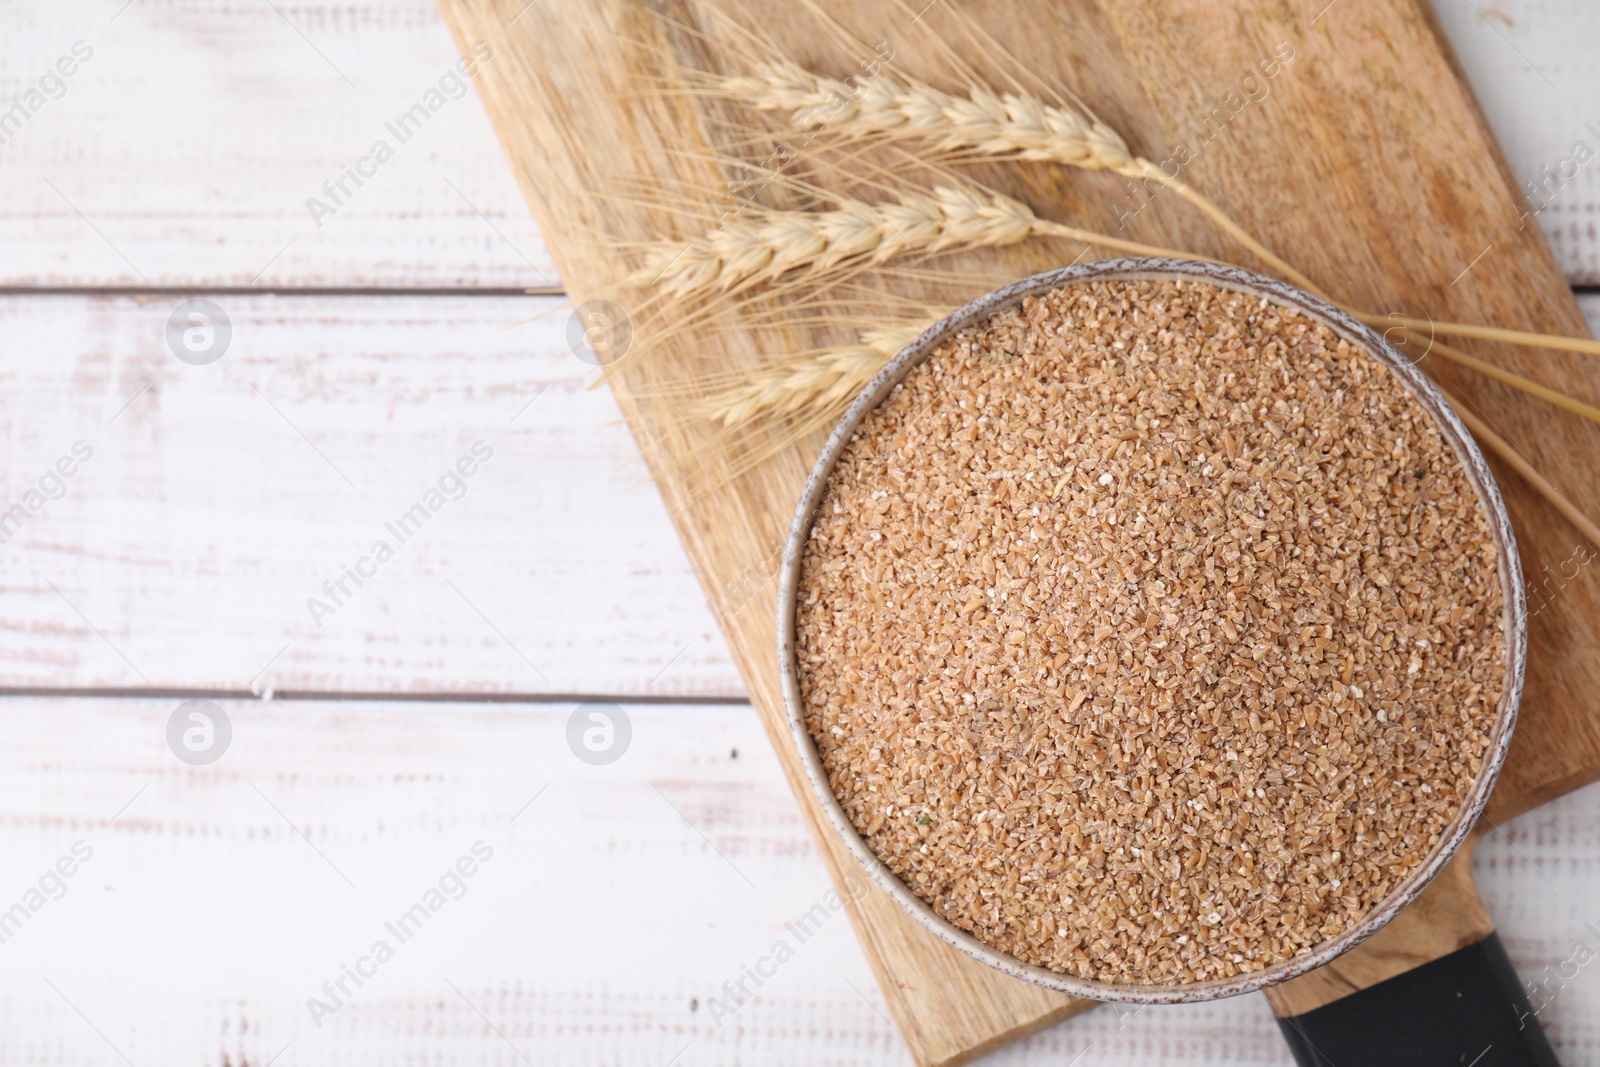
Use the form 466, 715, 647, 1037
794, 278, 1507, 985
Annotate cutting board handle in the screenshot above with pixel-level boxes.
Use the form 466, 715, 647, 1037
1274, 932, 1559, 1066
1264, 848, 1559, 1066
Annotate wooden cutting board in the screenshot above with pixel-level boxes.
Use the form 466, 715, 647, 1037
435, 0, 1600, 1063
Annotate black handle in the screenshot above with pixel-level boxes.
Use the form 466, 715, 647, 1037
1276, 933, 1560, 1067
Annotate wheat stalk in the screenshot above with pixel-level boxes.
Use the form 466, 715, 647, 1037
1444, 394, 1600, 548
1377, 324, 1600, 429
1376, 314, 1600, 358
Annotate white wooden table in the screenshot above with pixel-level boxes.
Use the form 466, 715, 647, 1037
2, 2, 1597, 1063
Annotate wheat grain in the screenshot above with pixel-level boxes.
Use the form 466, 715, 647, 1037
698, 308, 1600, 562
701, 323, 1600, 567
797, 278, 1507, 983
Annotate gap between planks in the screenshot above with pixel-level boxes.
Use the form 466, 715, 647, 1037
0, 687, 748, 705
7, 283, 1595, 300
0, 286, 567, 297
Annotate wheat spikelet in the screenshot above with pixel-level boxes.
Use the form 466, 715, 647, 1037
701, 321, 931, 429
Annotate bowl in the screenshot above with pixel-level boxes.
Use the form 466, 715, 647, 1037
775, 257, 1527, 1004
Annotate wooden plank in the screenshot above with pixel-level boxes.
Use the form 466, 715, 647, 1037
433, 0, 1600, 1062
0, 696, 1592, 1065
0, 0, 554, 289
0, 698, 888, 1065
0, 293, 743, 698
1, 1, 1599, 289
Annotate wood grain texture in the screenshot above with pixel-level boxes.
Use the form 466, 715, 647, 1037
0, 1, 1598, 289
0, 293, 741, 698
433, 0, 1600, 1062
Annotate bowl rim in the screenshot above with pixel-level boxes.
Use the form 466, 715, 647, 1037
774, 257, 1527, 1004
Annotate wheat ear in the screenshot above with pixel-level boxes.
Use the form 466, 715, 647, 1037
700, 322, 929, 429
625, 185, 1209, 299
646, 192, 1600, 432
724, 61, 1136, 173
625, 186, 1029, 297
